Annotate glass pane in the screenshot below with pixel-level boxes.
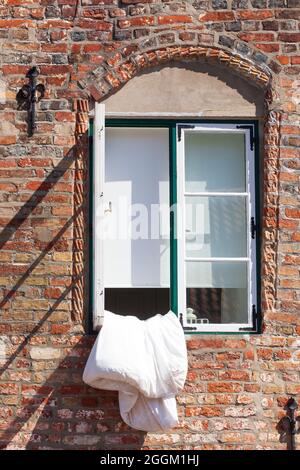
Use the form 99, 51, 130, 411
104, 128, 170, 288
185, 132, 246, 192
185, 196, 247, 258
185, 261, 248, 324
105, 288, 170, 320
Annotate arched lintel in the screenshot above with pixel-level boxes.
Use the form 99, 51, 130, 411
81, 45, 273, 104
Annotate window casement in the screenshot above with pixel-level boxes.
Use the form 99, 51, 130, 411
91, 103, 260, 334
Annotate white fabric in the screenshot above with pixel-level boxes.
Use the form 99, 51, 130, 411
83, 310, 188, 432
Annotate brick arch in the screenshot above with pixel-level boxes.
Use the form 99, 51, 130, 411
73, 44, 280, 326
81, 44, 273, 103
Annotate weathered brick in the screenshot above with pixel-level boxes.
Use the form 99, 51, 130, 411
237, 10, 274, 20
157, 15, 193, 25
29, 347, 61, 360
208, 382, 243, 393
278, 32, 300, 42
118, 16, 155, 29
186, 406, 223, 417
199, 12, 235, 21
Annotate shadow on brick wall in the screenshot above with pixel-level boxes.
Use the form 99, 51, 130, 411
0, 336, 146, 450
0, 134, 146, 449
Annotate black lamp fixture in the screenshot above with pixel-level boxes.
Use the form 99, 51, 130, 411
286, 397, 299, 451
16, 66, 45, 137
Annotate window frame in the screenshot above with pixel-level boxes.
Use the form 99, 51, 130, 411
89, 114, 261, 335
177, 123, 258, 333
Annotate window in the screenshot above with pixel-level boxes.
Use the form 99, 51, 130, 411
91, 104, 259, 333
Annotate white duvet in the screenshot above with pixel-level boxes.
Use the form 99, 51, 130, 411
82, 310, 188, 432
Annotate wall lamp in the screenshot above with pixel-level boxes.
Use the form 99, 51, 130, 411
285, 397, 299, 450
16, 66, 45, 137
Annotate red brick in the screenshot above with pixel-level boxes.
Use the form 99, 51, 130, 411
280, 148, 300, 159
25, 181, 53, 191
219, 370, 251, 381
59, 385, 85, 395
0, 19, 35, 28
41, 44, 68, 53
208, 382, 243, 393
280, 279, 300, 288
52, 206, 73, 216
288, 137, 300, 147
257, 348, 273, 360
291, 232, 300, 242
278, 266, 299, 276
40, 65, 72, 75
44, 287, 62, 299
186, 406, 222, 417
83, 44, 103, 53
187, 338, 225, 349
281, 126, 299, 135
0, 136, 17, 145
81, 397, 98, 407
54, 111, 75, 122
76, 20, 112, 31
273, 349, 292, 360
238, 33, 275, 42
256, 44, 280, 53
158, 15, 193, 25
285, 208, 300, 218
0, 159, 17, 168
0, 383, 18, 395
278, 219, 299, 230
18, 158, 52, 168
199, 12, 235, 22
21, 385, 53, 395
118, 16, 155, 29
121, 0, 152, 3
278, 33, 300, 42
284, 255, 300, 265
237, 10, 274, 20
50, 31, 67, 42
83, 8, 107, 20
39, 19, 73, 30
286, 384, 300, 394
0, 182, 17, 192
276, 54, 290, 64
280, 172, 299, 182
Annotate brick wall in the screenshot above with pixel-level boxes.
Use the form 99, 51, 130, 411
0, 0, 299, 450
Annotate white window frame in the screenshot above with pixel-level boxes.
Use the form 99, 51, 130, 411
176, 123, 257, 332
93, 103, 105, 329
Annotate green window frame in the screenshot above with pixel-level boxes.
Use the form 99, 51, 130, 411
89, 113, 261, 335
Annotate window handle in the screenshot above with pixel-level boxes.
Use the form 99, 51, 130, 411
179, 313, 197, 331
104, 201, 112, 213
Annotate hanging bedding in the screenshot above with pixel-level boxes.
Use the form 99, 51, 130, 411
83, 310, 188, 432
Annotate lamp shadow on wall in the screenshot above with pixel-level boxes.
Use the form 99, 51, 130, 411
0, 132, 146, 449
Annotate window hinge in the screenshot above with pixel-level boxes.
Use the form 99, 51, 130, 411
179, 313, 198, 331
236, 125, 255, 151
239, 305, 258, 332
251, 216, 257, 239
178, 124, 195, 142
